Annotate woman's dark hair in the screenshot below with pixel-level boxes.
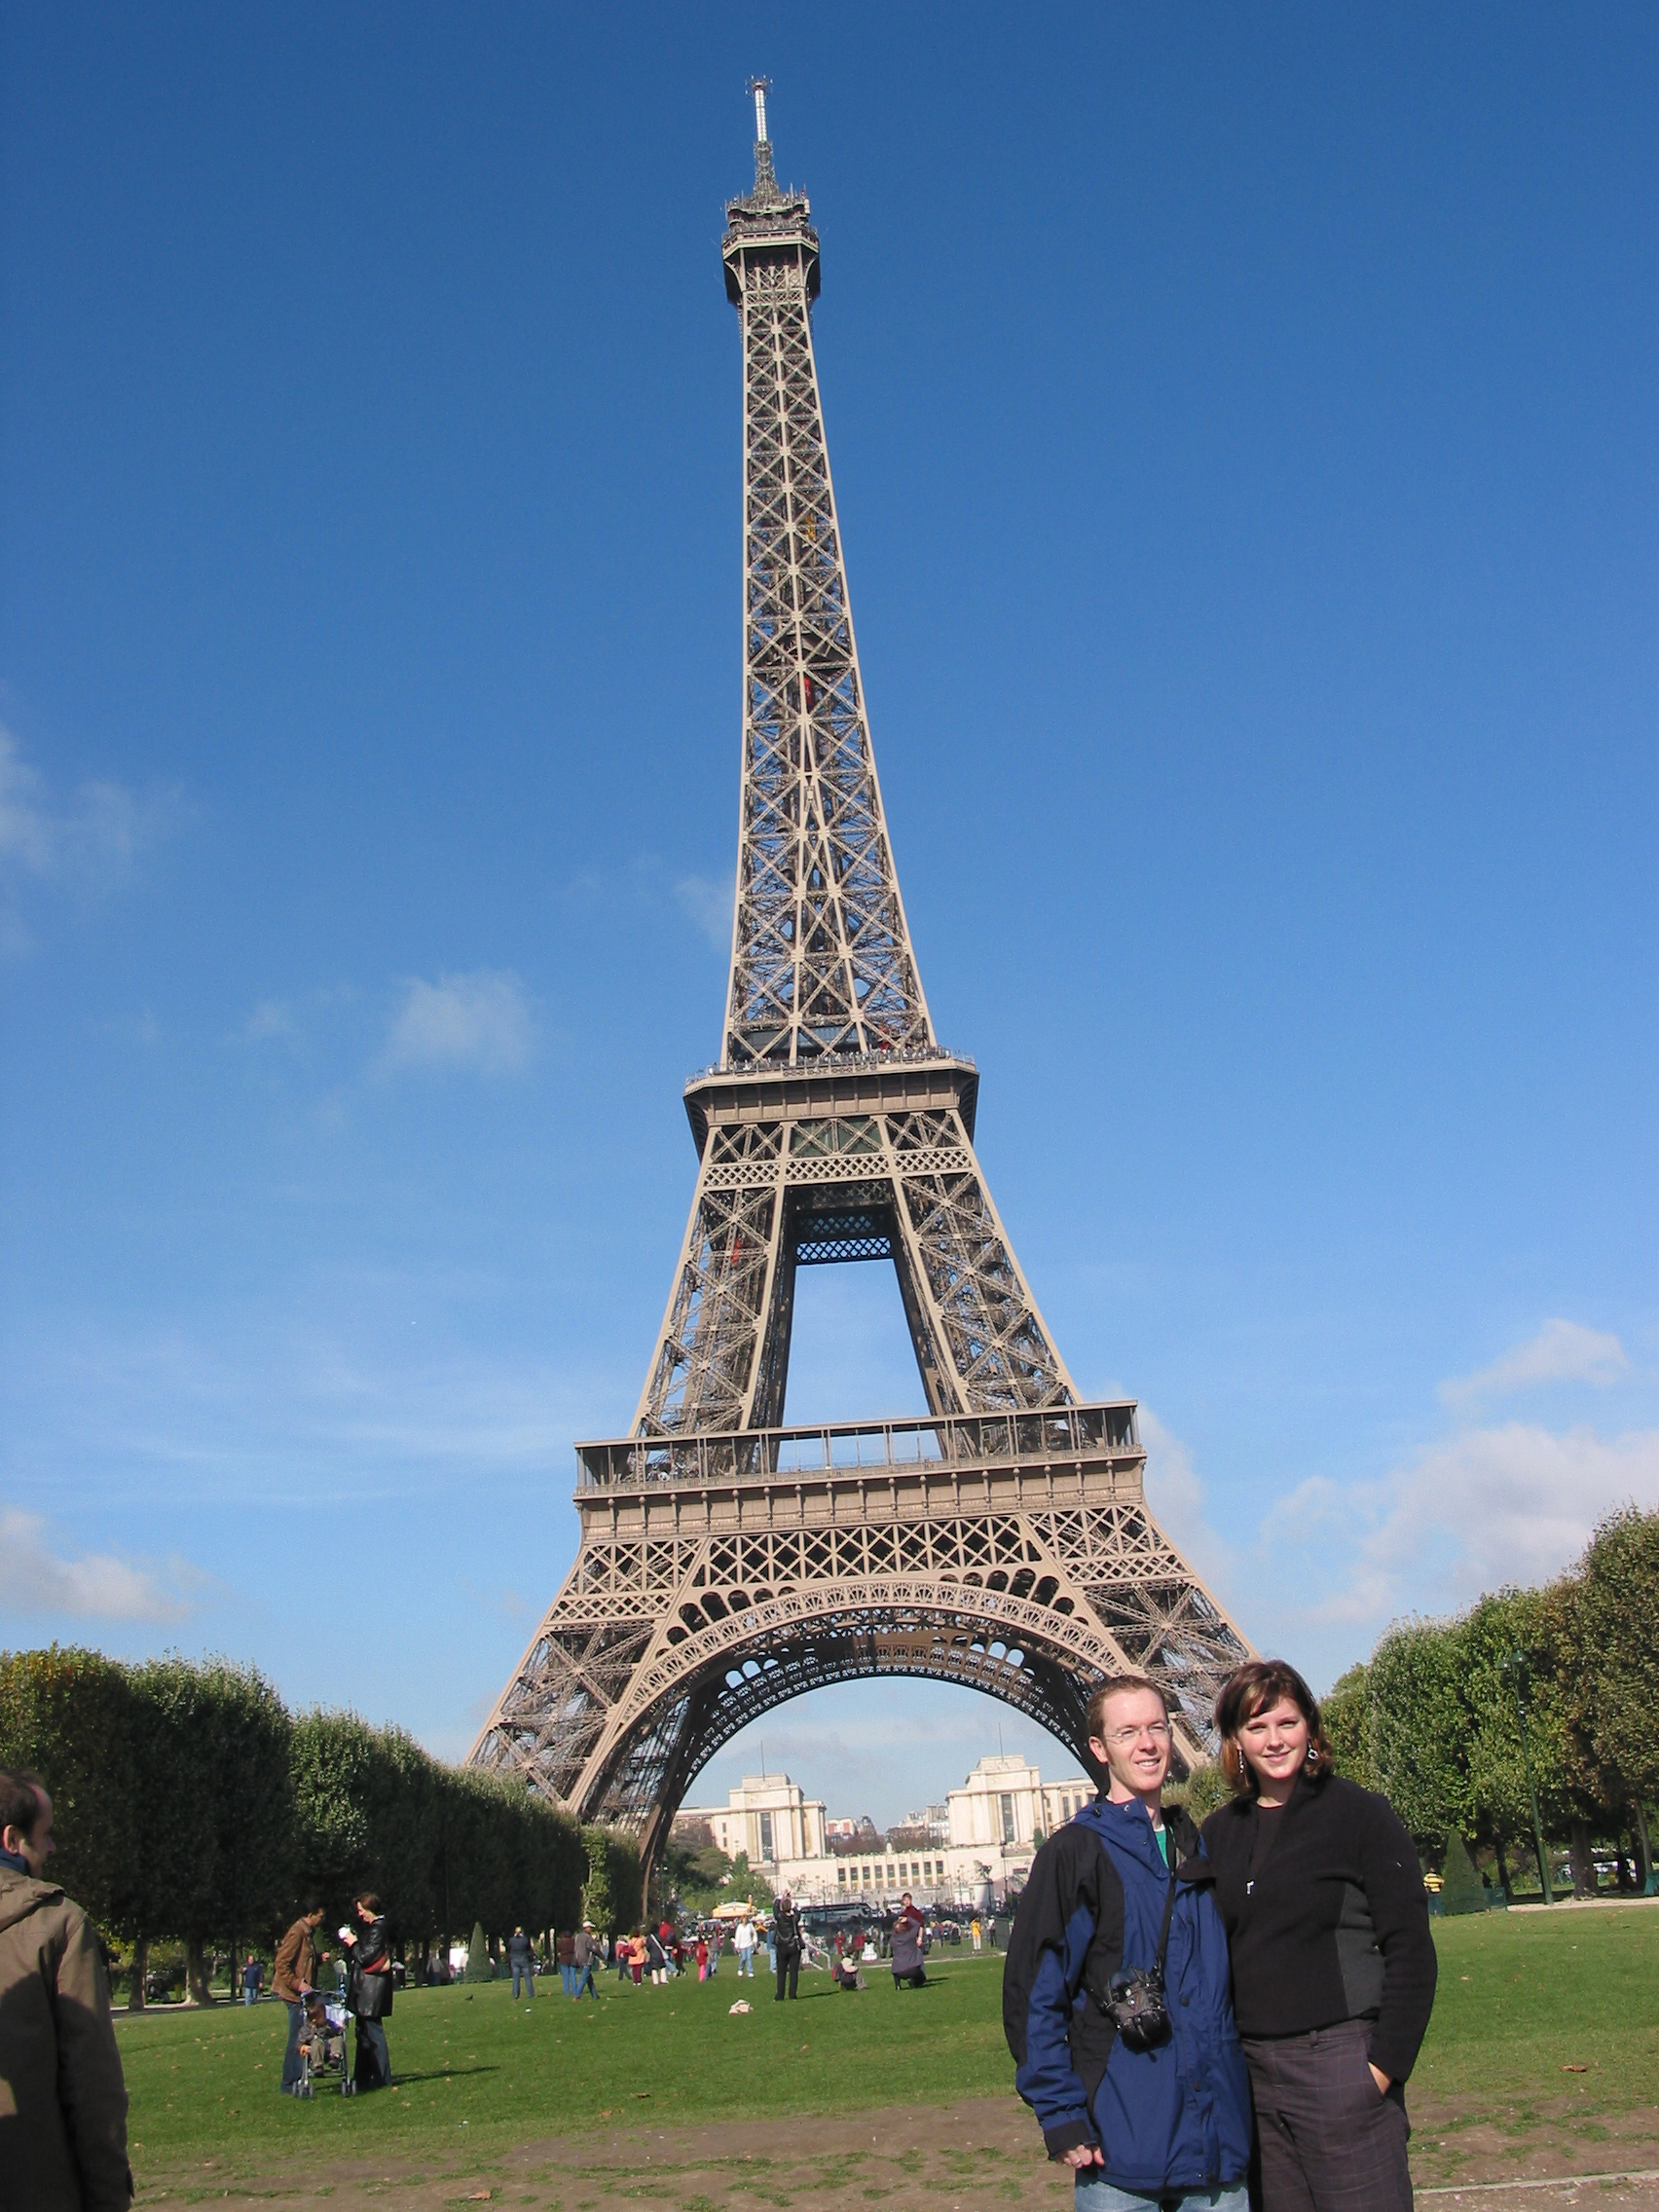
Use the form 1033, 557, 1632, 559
1214, 1659, 1334, 1797
354, 1891, 384, 1915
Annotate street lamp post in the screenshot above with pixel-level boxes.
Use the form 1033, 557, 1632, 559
1502, 1647, 1553, 1906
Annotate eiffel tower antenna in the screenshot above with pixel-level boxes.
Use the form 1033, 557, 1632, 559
470, 91, 1253, 1899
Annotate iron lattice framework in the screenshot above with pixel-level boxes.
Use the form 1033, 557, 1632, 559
471, 99, 1251, 1882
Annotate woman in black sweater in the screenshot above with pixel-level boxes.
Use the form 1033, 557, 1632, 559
1201, 1661, 1436, 2212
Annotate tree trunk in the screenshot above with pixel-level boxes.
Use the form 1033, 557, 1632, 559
1634, 1802, 1653, 1892
1569, 1818, 1598, 1899
185, 1935, 215, 2006
128, 1935, 148, 2013
1493, 1837, 1511, 1902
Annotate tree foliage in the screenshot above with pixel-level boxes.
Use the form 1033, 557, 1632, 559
0, 1648, 598, 1972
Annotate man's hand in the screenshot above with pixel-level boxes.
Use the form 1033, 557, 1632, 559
1369, 2063, 1391, 2095
1057, 2145, 1104, 2169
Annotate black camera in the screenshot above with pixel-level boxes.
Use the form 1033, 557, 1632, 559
1102, 1963, 1173, 2051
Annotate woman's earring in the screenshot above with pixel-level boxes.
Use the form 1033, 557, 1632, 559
1306, 1742, 1318, 1766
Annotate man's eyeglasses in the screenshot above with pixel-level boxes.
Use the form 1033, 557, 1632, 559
1105, 1721, 1171, 1749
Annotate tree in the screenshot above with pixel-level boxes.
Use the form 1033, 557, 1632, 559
0, 1647, 137, 1938
1554, 1507, 1659, 1881
1365, 1617, 1470, 1844
1321, 1664, 1379, 1792
580, 1826, 613, 1933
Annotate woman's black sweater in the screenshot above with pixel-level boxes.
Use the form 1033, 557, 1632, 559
1200, 1773, 1436, 2083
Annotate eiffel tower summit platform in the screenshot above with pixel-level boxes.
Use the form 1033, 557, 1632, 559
470, 83, 1251, 1885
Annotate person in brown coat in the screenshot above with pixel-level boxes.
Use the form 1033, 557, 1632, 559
0, 1765, 132, 2210
272, 1902, 328, 2093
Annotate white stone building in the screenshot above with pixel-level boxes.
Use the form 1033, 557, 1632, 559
677, 1755, 1093, 1910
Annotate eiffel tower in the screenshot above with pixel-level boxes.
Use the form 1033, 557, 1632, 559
470, 86, 1251, 1882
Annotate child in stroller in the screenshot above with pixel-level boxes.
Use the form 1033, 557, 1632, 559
295, 1990, 350, 2096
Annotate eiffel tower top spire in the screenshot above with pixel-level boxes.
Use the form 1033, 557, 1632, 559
720, 92, 934, 1070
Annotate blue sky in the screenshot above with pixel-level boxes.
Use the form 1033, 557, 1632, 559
3, 3, 1654, 1828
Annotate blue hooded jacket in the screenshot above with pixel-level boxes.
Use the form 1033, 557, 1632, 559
1003, 1796, 1252, 2196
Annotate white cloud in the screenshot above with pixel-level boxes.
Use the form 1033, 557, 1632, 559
243, 997, 300, 1044
0, 725, 181, 884
0, 1508, 194, 1624
675, 871, 735, 953
1140, 1407, 1234, 1600
380, 970, 535, 1075
1268, 1422, 1659, 1632
1440, 1318, 1630, 1409
0, 725, 185, 955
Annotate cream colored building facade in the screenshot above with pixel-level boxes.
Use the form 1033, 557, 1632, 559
677, 1756, 1095, 1910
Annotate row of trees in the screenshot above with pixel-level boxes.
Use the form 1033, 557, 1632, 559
0, 1646, 638, 2003
1314, 1506, 1658, 1894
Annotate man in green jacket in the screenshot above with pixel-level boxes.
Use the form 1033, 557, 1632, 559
0, 1766, 132, 2210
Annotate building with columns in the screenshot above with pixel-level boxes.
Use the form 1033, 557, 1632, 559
675, 1754, 1095, 1910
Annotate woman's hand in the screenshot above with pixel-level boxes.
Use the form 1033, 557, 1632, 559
1369, 2063, 1391, 2095
1058, 2145, 1104, 2169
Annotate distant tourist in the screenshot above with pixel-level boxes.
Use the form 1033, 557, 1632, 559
556, 1926, 576, 1995
1203, 1660, 1437, 2212
507, 1925, 535, 2001
771, 1892, 803, 2002
338, 1892, 394, 2091
571, 1921, 599, 2001
273, 1900, 330, 2092
241, 1953, 263, 2006
733, 1914, 756, 1977
970, 1915, 982, 1953
0, 1765, 132, 2208
1004, 1676, 1252, 2210
890, 1893, 927, 1990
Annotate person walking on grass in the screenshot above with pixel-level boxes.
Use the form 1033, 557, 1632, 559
508, 1925, 535, 2001
273, 1900, 329, 2093
1201, 1659, 1437, 2212
241, 1953, 263, 2006
555, 1926, 575, 1996
734, 1913, 756, 1977
571, 1921, 599, 2001
772, 1892, 803, 2002
0, 1767, 132, 2211
1004, 1677, 1251, 2212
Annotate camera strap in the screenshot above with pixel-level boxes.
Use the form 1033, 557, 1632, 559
1152, 1869, 1178, 1980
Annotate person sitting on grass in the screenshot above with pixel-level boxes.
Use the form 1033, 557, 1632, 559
890, 1893, 928, 1989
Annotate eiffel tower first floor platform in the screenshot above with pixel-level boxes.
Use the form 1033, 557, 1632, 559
470, 1401, 1253, 1882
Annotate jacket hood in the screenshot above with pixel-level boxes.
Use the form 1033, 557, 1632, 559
0, 1862, 64, 1934
1078, 1793, 1174, 1873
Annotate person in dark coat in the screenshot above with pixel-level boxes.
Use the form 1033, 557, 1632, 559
507, 1926, 535, 2001
771, 1892, 803, 2002
1202, 1659, 1437, 2212
339, 1892, 393, 2090
1004, 1677, 1251, 2211
889, 1893, 927, 1988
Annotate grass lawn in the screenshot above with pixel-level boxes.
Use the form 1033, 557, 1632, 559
114, 1908, 1659, 2198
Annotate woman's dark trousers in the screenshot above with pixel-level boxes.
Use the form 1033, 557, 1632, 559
354, 2018, 390, 2091
775, 1950, 799, 2001
1243, 2018, 1413, 2211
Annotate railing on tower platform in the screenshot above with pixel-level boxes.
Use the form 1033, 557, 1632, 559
575, 1401, 1141, 1492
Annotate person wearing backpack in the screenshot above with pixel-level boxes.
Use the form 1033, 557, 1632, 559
1004, 1677, 1250, 2211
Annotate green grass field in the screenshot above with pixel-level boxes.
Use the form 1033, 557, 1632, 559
114, 1907, 1659, 2195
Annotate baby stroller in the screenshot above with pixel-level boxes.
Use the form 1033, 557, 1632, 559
295, 1992, 351, 2096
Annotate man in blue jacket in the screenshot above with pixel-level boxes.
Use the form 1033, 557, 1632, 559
1003, 1677, 1251, 2211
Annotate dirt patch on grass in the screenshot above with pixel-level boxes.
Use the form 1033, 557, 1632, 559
132, 2090, 1659, 2208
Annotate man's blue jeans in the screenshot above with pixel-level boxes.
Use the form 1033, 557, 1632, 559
280, 2001, 306, 2091
513, 1964, 535, 1999
571, 1962, 597, 1999
1074, 2178, 1248, 2212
